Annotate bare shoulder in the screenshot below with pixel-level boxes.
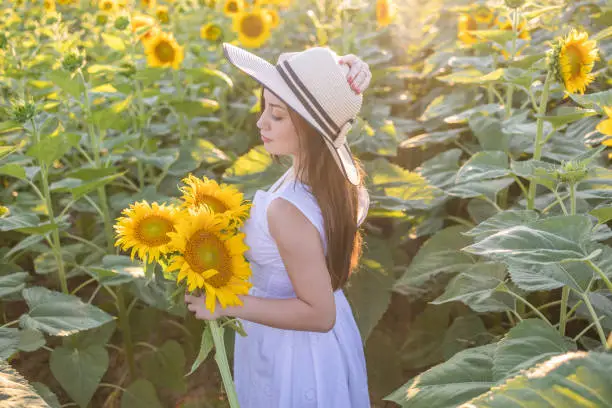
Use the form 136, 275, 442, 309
267, 197, 315, 233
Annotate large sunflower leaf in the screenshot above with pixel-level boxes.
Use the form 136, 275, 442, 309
493, 319, 576, 382
394, 225, 475, 297
463, 351, 612, 407
50, 344, 109, 408
455, 151, 510, 184
384, 343, 496, 408
19, 287, 114, 336
463, 215, 594, 264
465, 210, 540, 240
120, 379, 164, 408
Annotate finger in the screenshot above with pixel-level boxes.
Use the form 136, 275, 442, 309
339, 54, 358, 66
347, 62, 364, 82
354, 71, 371, 93
350, 71, 366, 92
187, 303, 196, 312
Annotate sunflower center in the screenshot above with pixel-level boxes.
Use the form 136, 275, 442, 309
466, 16, 477, 30
103, 1, 112, 9
184, 231, 232, 288
136, 215, 174, 246
196, 195, 228, 213
155, 41, 176, 63
565, 44, 584, 78
227, 1, 238, 12
208, 26, 220, 38
241, 14, 264, 38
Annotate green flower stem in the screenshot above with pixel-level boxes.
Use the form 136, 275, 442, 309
116, 287, 136, 379
504, 9, 519, 118
504, 288, 553, 326
573, 316, 605, 342
569, 182, 577, 215
558, 287, 570, 335
585, 259, 612, 292
527, 71, 553, 210
31, 119, 68, 294
134, 78, 146, 190
172, 69, 187, 141
580, 293, 608, 346
209, 320, 240, 408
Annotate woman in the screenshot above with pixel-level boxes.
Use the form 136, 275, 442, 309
185, 43, 372, 407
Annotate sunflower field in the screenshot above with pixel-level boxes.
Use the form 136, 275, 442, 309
1, 0, 612, 406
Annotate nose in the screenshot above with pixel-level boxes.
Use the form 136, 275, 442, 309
256, 114, 266, 131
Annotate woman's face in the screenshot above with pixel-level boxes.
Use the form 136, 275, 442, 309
256, 88, 301, 157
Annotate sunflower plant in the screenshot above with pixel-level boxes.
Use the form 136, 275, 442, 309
113, 174, 252, 408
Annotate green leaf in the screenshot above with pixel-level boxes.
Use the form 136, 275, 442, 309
465, 210, 540, 240
445, 104, 503, 124
394, 226, 475, 297
592, 25, 612, 42
465, 351, 612, 407
463, 215, 593, 264
469, 115, 508, 151
538, 107, 597, 129
400, 128, 466, 148
0, 328, 20, 359
50, 344, 109, 408
569, 89, 612, 110
186, 326, 213, 376
471, 29, 515, 45
437, 68, 504, 85
456, 151, 510, 183
493, 319, 576, 382
47, 70, 84, 99
345, 236, 395, 342
366, 158, 437, 212
19, 287, 114, 336
419, 149, 462, 189
121, 379, 163, 408
384, 343, 495, 408
141, 340, 186, 391
431, 263, 512, 313
0, 163, 27, 180
0, 272, 28, 298
86, 255, 145, 286
419, 91, 474, 122
168, 99, 220, 118
167, 139, 230, 176
49, 172, 125, 200
31, 382, 61, 408
507, 260, 594, 293
590, 206, 612, 224
26, 133, 80, 166
0, 214, 61, 235
100, 33, 125, 51
222, 145, 286, 198
18, 328, 46, 352
447, 177, 515, 199
0, 360, 51, 408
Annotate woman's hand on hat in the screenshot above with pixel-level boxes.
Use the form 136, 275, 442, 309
338, 54, 371, 95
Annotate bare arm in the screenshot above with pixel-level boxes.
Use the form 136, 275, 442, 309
186, 197, 336, 333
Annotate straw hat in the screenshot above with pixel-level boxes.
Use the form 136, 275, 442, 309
222, 42, 363, 186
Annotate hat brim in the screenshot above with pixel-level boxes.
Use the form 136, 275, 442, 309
222, 43, 360, 186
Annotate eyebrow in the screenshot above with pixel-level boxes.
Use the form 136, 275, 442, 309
268, 102, 286, 110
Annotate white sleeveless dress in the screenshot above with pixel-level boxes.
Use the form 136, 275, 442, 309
234, 168, 371, 408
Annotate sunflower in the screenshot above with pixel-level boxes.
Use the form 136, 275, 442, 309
497, 18, 530, 40
598, 107, 612, 137
155, 5, 169, 23
473, 5, 495, 25
131, 13, 158, 40
262, 8, 279, 29
457, 13, 478, 45
114, 201, 180, 263
99, 0, 118, 12
141, 0, 155, 8
200, 22, 223, 42
232, 9, 272, 48
167, 209, 252, 312
144, 31, 184, 69
179, 174, 251, 222
548, 29, 599, 95
376, 0, 396, 28
223, 0, 244, 16
44, 0, 56, 11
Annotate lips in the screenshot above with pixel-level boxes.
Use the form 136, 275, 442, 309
261, 135, 272, 142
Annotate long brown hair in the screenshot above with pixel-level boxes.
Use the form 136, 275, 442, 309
261, 89, 367, 290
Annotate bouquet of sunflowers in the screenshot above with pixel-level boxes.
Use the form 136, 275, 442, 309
113, 174, 252, 407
